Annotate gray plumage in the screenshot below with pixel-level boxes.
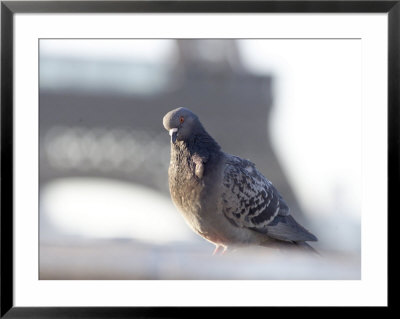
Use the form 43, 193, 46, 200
163, 107, 317, 254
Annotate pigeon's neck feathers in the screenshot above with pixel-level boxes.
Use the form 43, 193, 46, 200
182, 125, 221, 155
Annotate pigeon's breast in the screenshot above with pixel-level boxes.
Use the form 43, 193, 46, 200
168, 149, 224, 239
168, 157, 206, 231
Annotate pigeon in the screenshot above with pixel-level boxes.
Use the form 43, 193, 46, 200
163, 107, 318, 254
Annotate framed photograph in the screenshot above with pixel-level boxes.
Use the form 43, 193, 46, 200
1, 0, 395, 316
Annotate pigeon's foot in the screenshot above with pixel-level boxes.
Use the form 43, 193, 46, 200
212, 245, 227, 256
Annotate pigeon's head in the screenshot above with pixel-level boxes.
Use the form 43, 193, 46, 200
163, 107, 202, 144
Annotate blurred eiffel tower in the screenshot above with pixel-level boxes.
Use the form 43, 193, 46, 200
39, 39, 305, 220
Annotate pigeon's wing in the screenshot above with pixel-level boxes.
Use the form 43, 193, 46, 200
262, 214, 317, 242
221, 155, 317, 242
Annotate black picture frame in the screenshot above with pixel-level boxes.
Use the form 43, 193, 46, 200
1, 0, 395, 317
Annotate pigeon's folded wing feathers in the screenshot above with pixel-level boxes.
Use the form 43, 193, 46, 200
221, 155, 316, 242
263, 214, 317, 242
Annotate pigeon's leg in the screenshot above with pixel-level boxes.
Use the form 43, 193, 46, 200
213, 245, 228, 255
212, 245, 224, 255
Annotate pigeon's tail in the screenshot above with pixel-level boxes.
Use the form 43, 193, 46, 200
293, 241, 320, 256
261, 238, 320, 256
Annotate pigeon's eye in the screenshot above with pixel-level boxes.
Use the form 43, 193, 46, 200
180, 116, 185, 123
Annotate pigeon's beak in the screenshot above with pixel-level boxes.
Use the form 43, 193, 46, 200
169, 128, 178, 143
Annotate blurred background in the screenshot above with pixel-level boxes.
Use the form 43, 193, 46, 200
39, 39, 361, 280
